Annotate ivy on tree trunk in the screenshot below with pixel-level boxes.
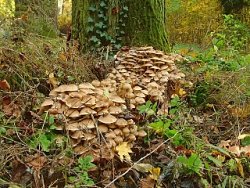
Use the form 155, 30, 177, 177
72, 0, 170, 52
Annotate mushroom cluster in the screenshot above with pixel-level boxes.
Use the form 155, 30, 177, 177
40, 81, 147, 160
107, 46, 186, 114
40, 46, 187, 160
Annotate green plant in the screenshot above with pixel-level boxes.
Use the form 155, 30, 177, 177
177, 153, 203, 175
69, 156, 96, 187
87, 0, 128, 54
137, 101, 157, 116
211, 14, 249, 57
27, 115, 61, 152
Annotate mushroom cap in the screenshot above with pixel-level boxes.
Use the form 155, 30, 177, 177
41, 99, 54, 107
79, 83, 95, 90
65, 97, 83, 108
97, 108, 109, 116
73, 145, 88, 155
122, 127, 130, 134
137, 130, 147, 137
105, 131, 116, 139
79, 119, 95, 129
109, 106, 123, 114
110, 95, 126, 103
83, 133, 96, 140
54, 84, 78, 92
116, 118, 128, 127
92, 80, 101, 87
65, 109, 80, 118
98, 124, 109, 133
66, 122, 80, 131
79, 107, 97, 115
135, 97, 145, 104
71, 131, 84, 139
98, 114, 117, 124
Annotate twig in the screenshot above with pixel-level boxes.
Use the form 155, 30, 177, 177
104, 130, 182, 188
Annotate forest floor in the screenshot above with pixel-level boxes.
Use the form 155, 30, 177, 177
0, 30, 250, 188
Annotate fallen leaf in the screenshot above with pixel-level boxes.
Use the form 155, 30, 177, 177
140, 176, 155, 188
178, 88, 186, 97
116, 142, 132, 162
133, 163, 154, 173
48, 73, 59, 88
227, 146, 241, 156
235, 158, 244, 178
26, 155, 47, 171
240, 145, 250, 156
0, 80, 10, 91
238, 134, 250, 140
149, 167, 161, 181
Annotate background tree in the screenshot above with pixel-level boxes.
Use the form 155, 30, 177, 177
72, 0, 170, 52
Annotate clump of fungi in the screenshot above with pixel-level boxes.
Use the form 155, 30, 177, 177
40, 46, 187, 160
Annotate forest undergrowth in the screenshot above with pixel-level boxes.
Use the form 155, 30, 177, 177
0, 15, 250, 188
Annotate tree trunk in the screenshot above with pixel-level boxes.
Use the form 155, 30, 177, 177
72, 0, 170, 52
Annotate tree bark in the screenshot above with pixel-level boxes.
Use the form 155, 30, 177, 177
72, 0, 170, 52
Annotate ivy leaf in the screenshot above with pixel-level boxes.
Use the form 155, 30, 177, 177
95, 22, 104, 29
88, 6, 96, 12
86, 26, 94, 32
100, 1, 107, 8
116, 142, 133, 162
87, 17, 94, 23
123, 6, 129, 11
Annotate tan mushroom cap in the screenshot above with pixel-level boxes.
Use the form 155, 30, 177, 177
98, 124, 108, 133
115, 118, 128, 127
135, 97, 145, 104
73, 145, 89, 155
80, 107, 97, 115
79, 119, 95, 129
79, 83, 95, 90
98, 114, 117, 124
92, 80, 101, 87
41, 99, 54, 107
65, 109, 80, 118
65, 97, 83, 108
83, 133, 96, 140
109, 106, 123, 114
105, 131, 116, 139
71, 131, 84, 139
65, 122, 80, 131
137, 130, 147, 137
54, 84, 78, 92
110, 95, 126, 103
97, 108, 109, 116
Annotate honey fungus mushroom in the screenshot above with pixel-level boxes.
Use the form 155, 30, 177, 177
40, 46, 187, 160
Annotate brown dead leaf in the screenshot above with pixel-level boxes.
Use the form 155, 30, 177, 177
26, 155, 47, 171
0, 80, 10, 91
140, 176, 155, 188
227, 146, 241, 156
3, 103, 21, 117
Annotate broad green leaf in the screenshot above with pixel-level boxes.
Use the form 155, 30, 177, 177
206, 154, 223, 167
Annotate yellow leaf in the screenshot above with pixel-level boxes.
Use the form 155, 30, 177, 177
178, 88, 186, 97
49, 73, 59, 88
116, 142, 132, 162
149, 167, 161, 181
235, 158, 244, 178
238, 134, 250, 140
